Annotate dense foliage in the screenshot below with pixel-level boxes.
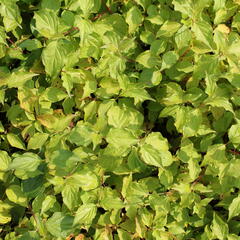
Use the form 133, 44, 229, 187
1, 0, 240, 239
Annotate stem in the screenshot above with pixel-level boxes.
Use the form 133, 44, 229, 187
7, 38, 23, 52
63, 27, 79, 36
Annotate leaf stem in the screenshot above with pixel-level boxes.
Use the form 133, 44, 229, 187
63, 27, 79, 36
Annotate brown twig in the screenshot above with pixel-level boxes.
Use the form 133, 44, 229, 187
79, 96, 97, 101
91, 12, 106, 21
228, 149, 240, 155
63, 27, 79, 36
7, 38, 23, 52
102, 0, 113, 14
122, 55, 136, 63
105, 5, 113, 14
179, 47, 191, 61
28, 205, 40, 233
91, 0, 113, 21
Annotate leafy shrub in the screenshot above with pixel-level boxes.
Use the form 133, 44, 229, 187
1, 0, 240, 239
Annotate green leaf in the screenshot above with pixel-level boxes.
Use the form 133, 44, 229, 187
68, 123, 96, 147
40, 0, 61, 11
175, 26, 192, 49
107, 104, 143, 129
7, 72, 38, 88
150, 39, 167, 55
0, 151, 11, 171
228, 195, 240, 220
46, 212, 74, 238
0, 211, 11, 224
42, 39, 74, 77
128, 148, 147, 172
228, 124, 240, 147
37, 113, 74, 132
173, 0, 212, 17
22, 175, 44, 198
74, 203, 97, 225
126, 6, 143, 33
27, 133, 49, 150
157, 21, 181, 38
41, 195, 56, 214
141, 132, 173, 167
139, 69, 162, 87
172, 0, 193, 16
121, 84, 155, 104
6, 185, 28, 207
188, 158, 201, 181
62, 185, 79, 210
212, 212, 229, 240
183, 108, 202, 137
68, 170, 99, 191
78, 0, 101, 17
16, 231, 41, 240
0, 1, 22, 32
106, 128, 138, 148
100, 188, 124, 210
50, 149, 80, 177
140, 144, 163, 168
135, 0, 151, 10
145, 132, 169, 151
107, 105, 127, 128
19, 39, 42, 51
192, 20, 215, 50
9, 153, 41, 172
136, 50, 161, 68
34, 9, 60, 38
159, 82, 184, 105
205, 97, 234, 113
0, 121, 4, 132
61, 71, 74, 95
0, 26, 7, 45
7, 133, 26, 150
161, 51, 179, 70
41, 87, 67, 103
117, 229, 132, 240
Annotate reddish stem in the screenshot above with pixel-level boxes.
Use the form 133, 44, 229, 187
7, 38, 23, 52
63, 26, 79, 36
91, 12, 105, 21
229, 149, 240, 155
179, 47, 191, 61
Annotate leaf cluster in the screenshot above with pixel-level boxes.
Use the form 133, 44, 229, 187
1, 0, 240, 239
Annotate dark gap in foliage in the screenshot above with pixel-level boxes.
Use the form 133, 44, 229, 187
36, 74, 49, 88
80, 229, 88, 234
24, 49, 43, 69
121, 208, 126, 214
19, 12, 34, 36
133, 168, 157, 181
55, 193, 63, 205
223, 132, 230, 145
0, 110, 9, 126
209, 199, 220, 207
10, 206, 25, 226
151, 117, 182, 154
51, 101, 65, 111
98, 207, 106, 214
5, 88, 17, 105
90, 93, 96, 99
150, 169, 158, 177
8, 59, 21, 71
100, 139, 108, 149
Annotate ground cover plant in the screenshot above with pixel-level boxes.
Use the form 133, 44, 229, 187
1, 0, 240, 239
